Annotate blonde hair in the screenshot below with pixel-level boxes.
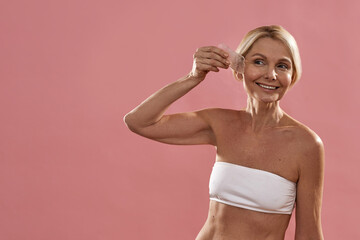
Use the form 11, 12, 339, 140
235, 25, 302, 86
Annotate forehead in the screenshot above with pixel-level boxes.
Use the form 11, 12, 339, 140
247, 37, 292, 60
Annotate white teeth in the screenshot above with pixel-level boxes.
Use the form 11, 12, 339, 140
258, 83, 277, 90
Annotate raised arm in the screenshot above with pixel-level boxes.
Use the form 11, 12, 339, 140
295, 132, 325, 240
123, 46, 230, 145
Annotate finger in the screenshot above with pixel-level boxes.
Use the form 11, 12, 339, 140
199, 46, 229, 59
197, 57, 229, 69
200, 46, 229, 58
194, 51, 230, 67
204, 52, 230, 67
197, 62, 220, 72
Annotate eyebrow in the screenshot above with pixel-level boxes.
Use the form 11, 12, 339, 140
250, 53, 292, 64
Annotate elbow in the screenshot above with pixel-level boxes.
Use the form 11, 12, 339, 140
123, 112, 130, 126
123, 112, 148, 135
123, 112, 139, 133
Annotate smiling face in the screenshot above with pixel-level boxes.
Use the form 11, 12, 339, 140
240, 37, 293, 103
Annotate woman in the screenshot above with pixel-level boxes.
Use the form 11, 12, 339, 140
124, 25, 324, 239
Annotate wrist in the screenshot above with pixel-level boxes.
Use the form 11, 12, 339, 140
185, 72, 205, 85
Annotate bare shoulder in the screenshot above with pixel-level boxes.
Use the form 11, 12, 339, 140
198, 107, 240, 116
197, 107, 243, 123
284, 116, 325, 169
196, 108, 249, 138
289, 120, 323, 152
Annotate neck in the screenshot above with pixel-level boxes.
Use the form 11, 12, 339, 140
245, 96, 284, 132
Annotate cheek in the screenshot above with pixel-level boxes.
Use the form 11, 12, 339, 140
281, 72, 292, 86
244, 66, 263, 81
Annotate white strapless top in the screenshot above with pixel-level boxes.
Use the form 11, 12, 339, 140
209, 161, 296, 214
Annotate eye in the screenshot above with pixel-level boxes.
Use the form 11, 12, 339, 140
254, 59, 265, 65
277, 63, 289, 70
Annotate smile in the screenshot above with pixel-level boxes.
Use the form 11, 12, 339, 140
256, 83, 279, 90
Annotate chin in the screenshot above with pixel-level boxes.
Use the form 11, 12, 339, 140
252, 93, 282, 103
260, 97, 279, 103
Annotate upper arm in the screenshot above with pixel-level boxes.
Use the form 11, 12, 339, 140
129, 108, 218, 145
295, 133, 325, 239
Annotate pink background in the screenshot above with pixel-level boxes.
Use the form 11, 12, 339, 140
1, 0, 359, 239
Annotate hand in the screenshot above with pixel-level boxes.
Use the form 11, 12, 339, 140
218, 44, 245, 74
189, 46, 230, 81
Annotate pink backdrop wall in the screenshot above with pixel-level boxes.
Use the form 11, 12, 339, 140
1, 0, 359, 239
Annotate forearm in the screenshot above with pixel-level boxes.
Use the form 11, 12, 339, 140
124, 74, 202, 130
295, 220, 323, 240
295, 232, 324, 240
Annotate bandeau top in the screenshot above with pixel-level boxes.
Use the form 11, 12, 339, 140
209, 161, 296, 214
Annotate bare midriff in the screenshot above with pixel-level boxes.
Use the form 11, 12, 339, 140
196, 200, 292, 240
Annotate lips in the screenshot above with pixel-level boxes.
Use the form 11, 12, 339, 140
255, 82, 280, 90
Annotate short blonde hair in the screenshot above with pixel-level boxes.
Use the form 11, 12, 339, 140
235, 25, 302, 86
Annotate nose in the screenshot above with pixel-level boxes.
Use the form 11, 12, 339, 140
264, 66, 277, 81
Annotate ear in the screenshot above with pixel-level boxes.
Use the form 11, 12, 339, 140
234, 72, 243, 81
